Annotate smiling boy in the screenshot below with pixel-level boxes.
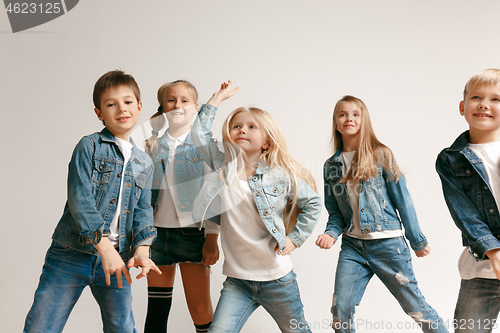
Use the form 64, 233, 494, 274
24, 70, 161, 333
436, 69, 500, 333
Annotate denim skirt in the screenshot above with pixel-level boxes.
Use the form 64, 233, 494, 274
150, 227, 206, 266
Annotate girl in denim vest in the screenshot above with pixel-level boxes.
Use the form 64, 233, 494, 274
144, 81, 220, 333
191, 82, 321, 333
316, 95, 448, 333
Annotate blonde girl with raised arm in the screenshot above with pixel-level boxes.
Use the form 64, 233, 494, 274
145, 80, 219, 333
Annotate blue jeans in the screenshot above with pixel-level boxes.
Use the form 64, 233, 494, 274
23, 241, 136, 333
209, 270, 311, 333
332, 236, 448, 333
454, 278, 500, 333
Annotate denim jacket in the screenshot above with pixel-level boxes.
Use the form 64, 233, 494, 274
436, 130, 500, 260
52, 128, 156, 260
191, 104, 322, 251
150, 131, 204, 211
323, 150, 428, 251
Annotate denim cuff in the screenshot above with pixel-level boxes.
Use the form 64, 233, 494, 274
200, 104, 217, 115
408, 237, 428, 251
79, 229, 102, 246
287, 231, 305, 248
470, 235, 500, 260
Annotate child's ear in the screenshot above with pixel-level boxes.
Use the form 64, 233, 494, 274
94, 108, 104, 121
138, 101, 143, 115
262, 140, 270, 150
459, 101, 465, 116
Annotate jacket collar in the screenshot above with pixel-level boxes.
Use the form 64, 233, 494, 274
99, 127, 145, 163
327, 149, 343, 163
447, 130, 470, 152
255, 160, 271, 175
159, 130, 194, 148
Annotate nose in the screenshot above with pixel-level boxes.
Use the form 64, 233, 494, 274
239, 126, 246, 134
175, 101, 183, 109
479, 100, 490, 109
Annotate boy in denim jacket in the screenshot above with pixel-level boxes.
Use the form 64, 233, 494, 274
23, 70, 161, 333
436, 69, 500, 333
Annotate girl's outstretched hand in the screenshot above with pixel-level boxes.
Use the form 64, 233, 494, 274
275, 237, 298, 255
207, 81, 239, 108
414, 245, 431, 258
316, 233, 335, 249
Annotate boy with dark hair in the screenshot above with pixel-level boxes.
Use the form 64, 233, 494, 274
24, 70, 161, 333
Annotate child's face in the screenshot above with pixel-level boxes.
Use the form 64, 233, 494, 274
229, 111, 268, 156
164, 84, 198, 130
460, 82, 500, 140
336, 101, 362, 139
94, 85, 142, 141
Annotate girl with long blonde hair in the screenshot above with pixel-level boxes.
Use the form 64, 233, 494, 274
191, 82, 321, 333
316, 95, 448, 333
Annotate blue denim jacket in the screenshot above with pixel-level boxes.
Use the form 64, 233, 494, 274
191, 104, 322, 251
52, 128, 156, 260
436, 130, 500, 260
149, 131, 204, 211
323, 150, 428, 251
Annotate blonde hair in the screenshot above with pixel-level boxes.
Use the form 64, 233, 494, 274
463, 68, 500, 100
222, 107, 317, 234
332, 95, 401, 182
146, 80, 198, 152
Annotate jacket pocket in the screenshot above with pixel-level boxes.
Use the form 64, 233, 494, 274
453, 163, 478, 195
263, 183, 287, 209
135, 173, 146, 201
92, 158, 115, 202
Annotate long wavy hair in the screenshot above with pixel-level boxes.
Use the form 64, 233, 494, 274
145, 80, 198, 153
222, 107, 317, 234
332, 95, 401, 182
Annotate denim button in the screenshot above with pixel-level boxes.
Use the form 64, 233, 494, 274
161, 159, 164, 164
117, 172, 122, 178
273, 187, 278, 193
361, 208, 365, 212
217, 166, 222, 170
466, 170, 471, 174
155, 180, 160, 186
256, 190, 262, 196
110, 198, 116, 204
99, 164, 104, 170
272, 228, 277, 232
364, 229, 369, 233
485, 186, 489, 190
490, 209, 495, 213
252, 176, 258, 181
264, 210, 270, 216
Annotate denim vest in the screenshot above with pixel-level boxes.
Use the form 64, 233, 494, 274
52, 128, 156, 260
149, 131, 204, 212
436, 130, 500, 260
191, 104, 322, 251
323, 150, 428, 251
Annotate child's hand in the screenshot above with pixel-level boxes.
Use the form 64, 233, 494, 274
201, 234, 220, 266
127, 245, 162, 280
207, 81, 239, 108
316, 233, 335, 249
275, 237, 298, 255
486, 248, 500, 280
95, 237, 132, 288
414, 245, 431, 258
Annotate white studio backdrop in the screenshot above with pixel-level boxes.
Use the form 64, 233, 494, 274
1, 0, 498, 332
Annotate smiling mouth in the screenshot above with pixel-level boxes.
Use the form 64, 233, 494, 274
117, 117, 130, 122
474, 113, 492, 118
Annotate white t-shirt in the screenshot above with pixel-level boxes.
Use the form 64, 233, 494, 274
108, 137, 133, 246
219, 175, 293, 281
459, 142, 500, 280
342, 151, 403, 240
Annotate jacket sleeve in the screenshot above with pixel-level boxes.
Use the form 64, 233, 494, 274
191, 104, 224, 171
67, 137, 106, 246
384, 170, 428, 251
436, 153, 500, 260
322, 162, 345, 242
287, 178, 322, 248
131, 160, 156, 253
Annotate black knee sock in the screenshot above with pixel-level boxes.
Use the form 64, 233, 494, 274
194, 322, 211, 333
144, 287, 173, 333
